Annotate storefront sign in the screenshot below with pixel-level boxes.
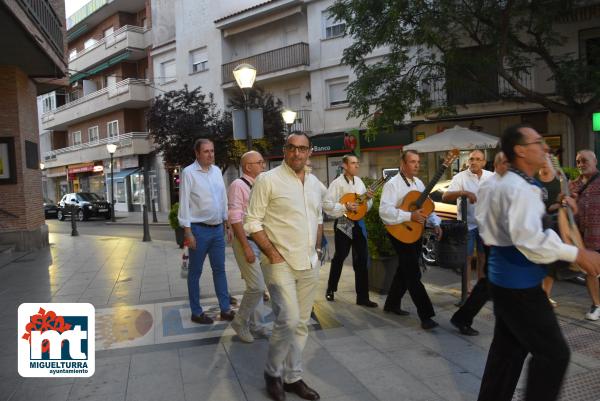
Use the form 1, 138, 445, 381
593, 112, 600, 131
68, 164, 95, 174
93, 165, 104, 172
46, 166, 67, 178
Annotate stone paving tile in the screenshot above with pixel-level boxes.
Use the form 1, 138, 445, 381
388, 348, 466, 379
68, 360, 129, 400
140, 290, 172, 302
182, 378, 246, 401
179, 345, 236, 383
126, 372, 185, 401
425, 371, 482, 401
129, 350, 180, 379
8, 383, 73, 401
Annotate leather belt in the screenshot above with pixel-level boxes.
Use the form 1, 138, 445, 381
192, 222, 222, 228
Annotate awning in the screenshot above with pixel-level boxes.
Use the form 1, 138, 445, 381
69, 51, 131, 83
105, 168, 140, 181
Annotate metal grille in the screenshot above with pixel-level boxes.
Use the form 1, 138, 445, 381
513, 369, 600, 401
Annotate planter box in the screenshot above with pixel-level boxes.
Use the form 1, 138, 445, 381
368, 255, 398, 295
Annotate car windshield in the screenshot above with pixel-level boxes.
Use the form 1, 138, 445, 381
44, 198, 54, 204
77, 193, 102, 201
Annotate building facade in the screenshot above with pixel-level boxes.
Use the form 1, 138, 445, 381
0, 0, 67, 250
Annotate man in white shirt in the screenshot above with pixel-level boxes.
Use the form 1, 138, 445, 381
323, 154, 377, 307
379, 150, 442, 330
475, 124, 600, 401
178, 138, 234, 325
443, 150, 493, 293
245, 133, 323, 401
450, 152, 508, 336
228, 150, 270, 343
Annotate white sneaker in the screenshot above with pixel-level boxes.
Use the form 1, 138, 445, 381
231, 317, 254, 343
585, 305, 600, 321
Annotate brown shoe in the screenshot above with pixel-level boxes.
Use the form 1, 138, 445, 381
283, 379, 320, 400
220, 310, 235, 321
229, 295, 238, 306
264, 372, 285, 401
190, 313, 213, 324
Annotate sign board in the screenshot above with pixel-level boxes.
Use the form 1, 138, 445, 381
593, 112, 600, 131
233, 109, 264, 140
327, 156, 344, 186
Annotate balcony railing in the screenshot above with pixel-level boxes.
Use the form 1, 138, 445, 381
222, 42, 309, 84
44, 132, 149, 161
289, 109, 311, 133
70, 25, 147, 62
424, 67, 534, 107
16, 0, 64, 56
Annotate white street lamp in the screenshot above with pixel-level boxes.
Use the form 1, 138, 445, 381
281, 109, 297, 134
106, 143, 117, 222
39, 162, 45, 170
233, 63, 257, 150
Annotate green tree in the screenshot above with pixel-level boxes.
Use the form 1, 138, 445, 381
328, 0, 600, 156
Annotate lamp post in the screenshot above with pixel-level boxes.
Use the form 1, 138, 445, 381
233, 63, 257, 150
106, 143, 117, 222
281, 109, 297, 134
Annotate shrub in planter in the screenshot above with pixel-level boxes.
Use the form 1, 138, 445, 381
363, 177, 397, 294
169, 203, 184, 248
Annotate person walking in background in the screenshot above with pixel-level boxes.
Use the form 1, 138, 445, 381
245, 133, 323, 401
379, 149, 442, 330
178, 138, 235, 324
442, 149, 493, 293
451, 152, 509, 336
323, 154, 377, 307
571, 149, 600, 321
476, 124, 600, 401
228, 150, 270, 343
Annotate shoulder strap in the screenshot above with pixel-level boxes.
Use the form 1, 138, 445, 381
239, 176, 252, 189
576, 173, 599, 196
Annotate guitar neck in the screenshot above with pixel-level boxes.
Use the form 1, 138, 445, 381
415, 165, 448, 208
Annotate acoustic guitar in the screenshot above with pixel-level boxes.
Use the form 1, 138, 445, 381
340, 172, 397, 221
550, 155, 584, 272
385, 149, 459, 244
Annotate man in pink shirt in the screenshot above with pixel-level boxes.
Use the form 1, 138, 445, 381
228, 150, 269, 342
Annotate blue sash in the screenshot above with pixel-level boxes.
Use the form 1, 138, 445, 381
488, 245, 547, 289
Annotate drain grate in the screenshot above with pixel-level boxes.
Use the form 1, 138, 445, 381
513, 369, 600, 401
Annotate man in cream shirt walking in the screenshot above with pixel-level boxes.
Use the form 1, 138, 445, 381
245, 133, 323, 401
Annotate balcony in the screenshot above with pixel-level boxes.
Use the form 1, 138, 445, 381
41, 79, 153, 131
288, 109, 311, 133
69, 25, 150, 73
16, 0, 64, 57
222, 42, 309, 85
425, 67, 534, 107
43, 132, 153, 168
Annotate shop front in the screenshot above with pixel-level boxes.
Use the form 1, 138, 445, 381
104, 155, 161, 213
67, 163, 106, 198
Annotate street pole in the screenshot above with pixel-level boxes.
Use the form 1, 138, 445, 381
459, 195, 468, 305
152, 198, 158, 223
142, 155, 151, 242
110, 152, 115, 222
287, 123, 292, 134
70, 204, 79, 237
244, 90, 252, 150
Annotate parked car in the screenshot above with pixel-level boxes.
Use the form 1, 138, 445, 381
57, 192, 111, 221
43, 198, 58, 219
422, 180, 458, 265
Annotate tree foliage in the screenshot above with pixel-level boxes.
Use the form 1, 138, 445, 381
147, 85, 286, 172
328, 0, 600, 153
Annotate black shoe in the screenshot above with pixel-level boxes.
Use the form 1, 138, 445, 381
191, 313, 214, 324
283, 379, 320, 400
357, 299, 378, 308
450, 318, 479, 336
383, 306, 409, 316
220, 310, 235, 321
229, 295, 238, 306
325, 290, 334, 301
421, 318, 439, 330
264, 372, 285, 401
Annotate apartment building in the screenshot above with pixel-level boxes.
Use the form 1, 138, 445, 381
0, 0, 67, 250
39, 0, 165, 213
150, 0, 412, 187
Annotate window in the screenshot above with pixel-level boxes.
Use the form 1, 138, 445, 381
84, 38, 97, 49
322, 11, 346, 39
88, 126, 99, 143
107, 120, 119, 139
105, 75, 117, 88
327, 78, 349, 107
72, 131, 82, 146
160, 59, 176, 84
69, 49, 77, 60
41, 93, 55, 113
189, 48, 208, 73
104, 26, 114, 38
580, 28, 600, 70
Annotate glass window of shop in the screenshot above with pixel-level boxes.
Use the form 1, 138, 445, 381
115, 180, 126, 203
131, 172, 144, 204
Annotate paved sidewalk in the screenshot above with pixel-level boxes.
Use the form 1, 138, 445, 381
2, 233, 600, 401
106, 211, 170, 226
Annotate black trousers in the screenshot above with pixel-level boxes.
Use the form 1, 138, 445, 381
452, 244, 491, 327
384, 235, 435, 321
477, 283, 570, 401
327, 221, 369, 302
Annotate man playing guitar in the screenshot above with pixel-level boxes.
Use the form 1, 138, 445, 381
379, 150, 442, 330
323, 154, 378, 307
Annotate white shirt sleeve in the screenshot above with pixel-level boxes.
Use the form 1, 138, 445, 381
379, 180, 412, 225
244, 174, 269, 234
177, 168, 191, 228
507, 186, 578, 264
323, 179, 345, 218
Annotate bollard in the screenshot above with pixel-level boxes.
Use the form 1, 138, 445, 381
152, 199, 158, 223
70, 204, 79, 237
142, 204, 151, 242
